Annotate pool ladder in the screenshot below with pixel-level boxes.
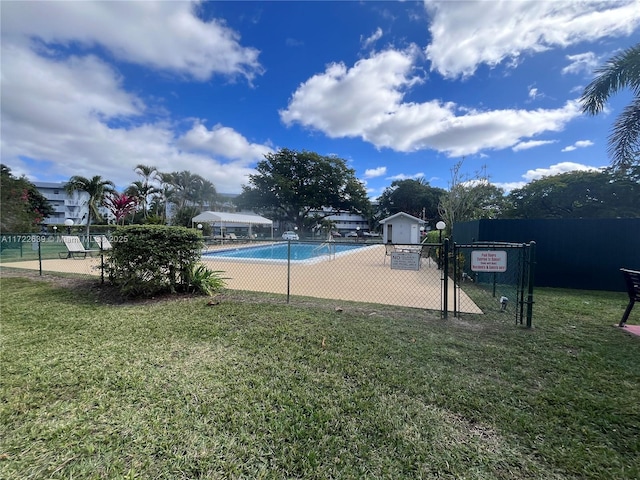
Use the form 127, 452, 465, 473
312, 242, 336, 259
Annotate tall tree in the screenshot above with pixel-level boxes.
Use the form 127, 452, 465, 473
0, 164, 54, 232
193, 178, 217, 209
376, 178, 445, 223
466, 182, 507, 220
438, 161, 494, 237
162, 171, 206, 210
133, 164, 160, 219
581, 42, 640, 169
64, 175, 115, 237
504, 167, 640, 219
125, 180, 159, 221
236, 148, 370, 232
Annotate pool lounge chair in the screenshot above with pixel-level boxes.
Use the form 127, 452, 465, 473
93, 235, 113, 251
59, 236, 99, 259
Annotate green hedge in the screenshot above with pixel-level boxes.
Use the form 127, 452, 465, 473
105, 225, 205, 297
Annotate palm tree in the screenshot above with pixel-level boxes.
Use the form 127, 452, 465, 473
194, 178, 217, 209
126, 180, 159, 220
64, 175, 115, 238
581, 43, 640, 169
134, 164, 159, 219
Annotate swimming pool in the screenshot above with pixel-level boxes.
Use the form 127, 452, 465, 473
202, 242, 369, 263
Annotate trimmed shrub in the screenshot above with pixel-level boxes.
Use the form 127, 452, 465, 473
105, 225, 211, 297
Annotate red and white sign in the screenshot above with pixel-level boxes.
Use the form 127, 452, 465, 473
471, 250, 507, 272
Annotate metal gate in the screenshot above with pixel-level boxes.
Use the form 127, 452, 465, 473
448, 241, 536, 326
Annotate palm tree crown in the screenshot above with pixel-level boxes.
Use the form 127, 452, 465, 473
581, 43, 640, 169
64, 175, 115, 237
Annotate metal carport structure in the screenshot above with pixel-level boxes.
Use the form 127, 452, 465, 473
191, 211, 274, 238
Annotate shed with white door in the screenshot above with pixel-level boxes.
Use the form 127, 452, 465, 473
379, 212, 426, 244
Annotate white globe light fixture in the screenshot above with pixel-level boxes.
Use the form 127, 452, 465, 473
436, 221, 446, 241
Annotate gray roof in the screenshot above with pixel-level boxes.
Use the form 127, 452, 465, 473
379, 212, 426, 224
192, 211, 273, 225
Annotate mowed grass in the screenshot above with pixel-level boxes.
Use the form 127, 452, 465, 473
1, 275, 639, 479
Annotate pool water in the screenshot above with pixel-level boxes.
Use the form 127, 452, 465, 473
203, 242, 368, 262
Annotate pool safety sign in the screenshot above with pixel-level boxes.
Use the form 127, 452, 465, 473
471, 250, 507, 272
391, 252, 420, 271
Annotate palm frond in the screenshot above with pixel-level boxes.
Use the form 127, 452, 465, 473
609, 97, 640, 169
581, 44, 640, 115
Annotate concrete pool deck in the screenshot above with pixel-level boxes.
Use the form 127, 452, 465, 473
1, 243, 482, 314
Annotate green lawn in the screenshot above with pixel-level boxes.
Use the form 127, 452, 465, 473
1, 274, 639, 479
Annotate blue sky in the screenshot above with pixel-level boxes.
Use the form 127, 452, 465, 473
2, 0, 640, 199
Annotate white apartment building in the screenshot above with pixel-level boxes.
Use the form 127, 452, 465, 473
34, 182, 111, 227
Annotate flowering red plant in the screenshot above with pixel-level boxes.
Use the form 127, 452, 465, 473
104, 192, 138, 225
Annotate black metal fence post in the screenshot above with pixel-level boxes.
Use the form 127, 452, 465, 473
452, 242, 457, 317
443, 238, 449, 319
37, 239, 42, 276
526, 241, 536, 328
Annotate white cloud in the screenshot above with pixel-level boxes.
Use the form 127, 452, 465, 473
386, 172, 426, 181
281, 48, 582, 157
493, 181, 527, 193
522, 162, 602, 181
424, 0, 640, 78
361, 27, 383, 49
528, 87, 540, 100
513, 140, 556, 152
1, 0, 263, 81
0, 43, 261, 193
363, 166, 387, 178
562, 52, 600, 75
561, 139, 594, 152
178, 122, 273, 165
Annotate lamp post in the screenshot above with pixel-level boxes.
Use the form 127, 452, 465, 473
436, 221, 446, 242
64, 219, 73, 234
436, 221, 446, 269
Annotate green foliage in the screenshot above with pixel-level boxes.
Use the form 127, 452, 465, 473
438, 162, 504, 235
376, 178, 445, 223
186, 263, 226, 296
504, 167, 640, 219
0, 164, 54, 232
172, 205, 201, 227
160, 170, 217, 210
64, 175, 116, 236
581, 42, 640, 168
105, 225, 204, 297
236, 148, 371, 232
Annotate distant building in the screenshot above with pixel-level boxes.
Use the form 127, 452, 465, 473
321, 210, 369, 234
33, 182, 111, 227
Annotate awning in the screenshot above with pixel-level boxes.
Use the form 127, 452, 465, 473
191, 211, 274, 239
192, 211, 273, 226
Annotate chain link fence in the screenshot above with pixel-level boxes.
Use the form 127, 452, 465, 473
1, 234, 534, 324
0, 233, 105, 278
452, 242, 536, 326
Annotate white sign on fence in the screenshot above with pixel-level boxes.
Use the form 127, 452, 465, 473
391, 252, 420, 271
471, 250, 507, 272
